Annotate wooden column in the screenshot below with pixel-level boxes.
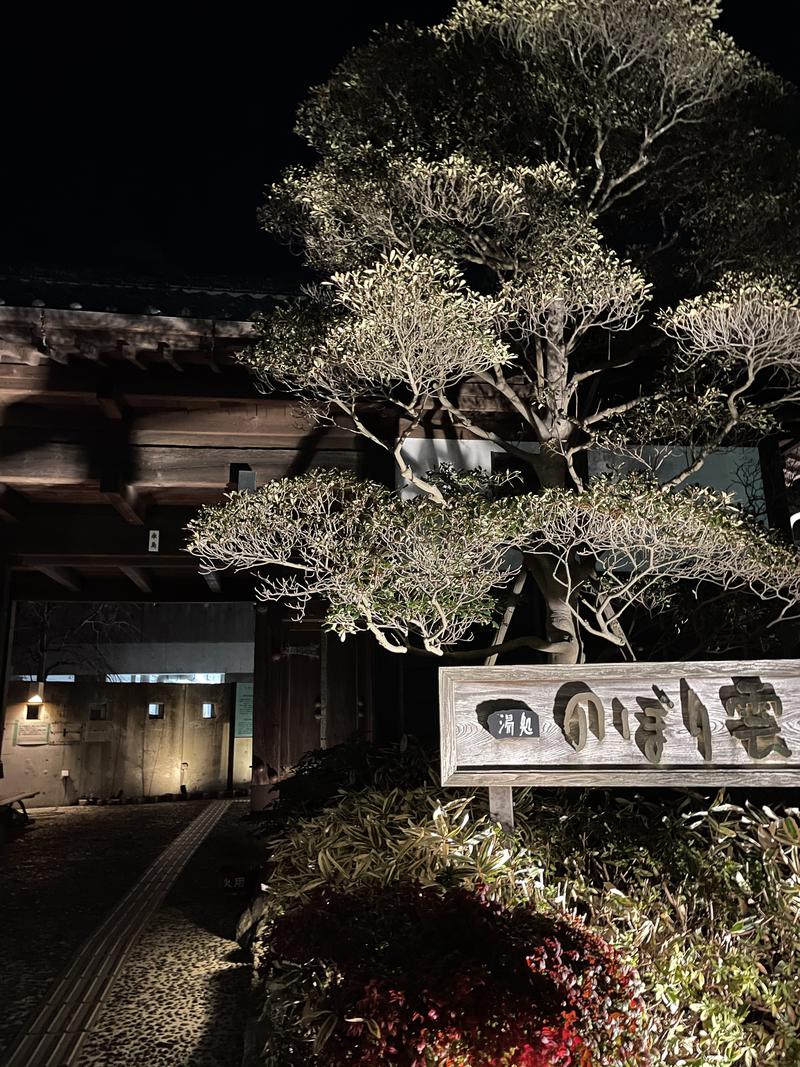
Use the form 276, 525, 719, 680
759, 436, 792, 536
0, 563, 14, 780
250, 603, 284, 811
484, 571, 527, 832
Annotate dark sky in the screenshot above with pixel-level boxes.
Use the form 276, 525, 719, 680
2, 1, 797, 287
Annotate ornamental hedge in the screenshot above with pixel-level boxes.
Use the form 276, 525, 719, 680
242, 742, 800, 1066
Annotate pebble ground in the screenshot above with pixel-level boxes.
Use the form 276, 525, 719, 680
0, 799, 263, 1067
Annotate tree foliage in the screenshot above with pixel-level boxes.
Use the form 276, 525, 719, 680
189, 0, 800, 660
266, 0, 797, 277
187, 470, 798, 656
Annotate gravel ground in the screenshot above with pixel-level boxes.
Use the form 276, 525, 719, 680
0, 800, 263, 1065
74, 800, 263, 1067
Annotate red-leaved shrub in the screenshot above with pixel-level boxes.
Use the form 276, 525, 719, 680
269, 883, 649, 1066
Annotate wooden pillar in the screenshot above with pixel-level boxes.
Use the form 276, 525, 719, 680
489, 786, 514, 833
759, 436, 791, 536
0, 564, 14, 780
251, 603, 284, 811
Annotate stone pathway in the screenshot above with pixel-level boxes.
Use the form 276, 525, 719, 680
0, 800, 211, 1061
75, 908, 250, 1067
2, 801, 233, 1067
1, 802, 261, 1067
75, 800, 258, 1067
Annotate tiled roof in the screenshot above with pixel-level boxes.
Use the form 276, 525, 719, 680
0, 269, 293, 322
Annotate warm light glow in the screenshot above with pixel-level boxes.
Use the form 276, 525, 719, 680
27, 692, 43, 705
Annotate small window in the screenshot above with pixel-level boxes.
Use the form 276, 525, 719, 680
108, 673, 225, 684
14, 674, 75, 683
201, 702, 215, 719
89, 703, 108, 721
26, 704, 40, 720
147, 703, 165, 719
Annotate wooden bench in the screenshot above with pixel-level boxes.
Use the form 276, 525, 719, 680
0, 792, 39, 836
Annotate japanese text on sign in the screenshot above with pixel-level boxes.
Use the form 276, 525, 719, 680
440, 661, 800, 787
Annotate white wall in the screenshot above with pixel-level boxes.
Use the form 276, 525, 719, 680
397, 438, 766, 513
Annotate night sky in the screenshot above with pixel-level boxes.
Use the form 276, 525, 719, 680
2, 1, 797, 288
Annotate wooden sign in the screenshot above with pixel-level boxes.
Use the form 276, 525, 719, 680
440, 661, 800, 787
48, 721, 83, 745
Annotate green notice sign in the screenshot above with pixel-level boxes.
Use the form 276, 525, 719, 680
234, 683, 254, 738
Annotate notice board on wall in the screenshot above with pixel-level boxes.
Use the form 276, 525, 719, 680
234, 683, 254, 738
440, 661, 800, 787
13, 721, 50, 745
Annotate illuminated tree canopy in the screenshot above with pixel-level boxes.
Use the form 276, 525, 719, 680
189, 0, 800, 662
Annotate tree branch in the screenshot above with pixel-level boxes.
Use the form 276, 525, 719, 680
404, 633, 574, 660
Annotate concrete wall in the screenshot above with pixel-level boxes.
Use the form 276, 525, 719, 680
11, 601, 256, 679
1, 680, 250, 806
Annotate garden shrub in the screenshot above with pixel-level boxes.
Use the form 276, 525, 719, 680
251, 738, 436, 837
282, 738, 436, 799
264, 882, 648, 1066
246, 744, 800, 1066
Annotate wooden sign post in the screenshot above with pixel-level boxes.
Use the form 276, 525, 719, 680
440, 661, 800, 831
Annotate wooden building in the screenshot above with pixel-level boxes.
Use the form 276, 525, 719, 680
1, 274, 795, 805
0, 275, 396, 806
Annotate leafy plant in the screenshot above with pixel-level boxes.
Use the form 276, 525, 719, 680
244, 759, 800, 1066
263, 882, 648, 1066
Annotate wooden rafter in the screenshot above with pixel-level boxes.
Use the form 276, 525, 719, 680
100, 481, 146, 525
35, 565, 81, 592
0, 483, 26, 523
119, 565, 152, 593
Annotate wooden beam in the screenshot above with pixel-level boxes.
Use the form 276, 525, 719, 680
0, 484, 27, 523
10, 574, 257, 603
0, 340, 44, 365
119, 565, 152, 593
0, 506, 195, 556
35, 566, 81, 592
101, 483, 146, 525
0, 402, 384, 449
21, 554, 188, 570
0, 306, 256, 343
0, 364, 259, 404
0, 439, 364, 488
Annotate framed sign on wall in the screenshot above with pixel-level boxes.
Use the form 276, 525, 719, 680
440, 661, 800, 788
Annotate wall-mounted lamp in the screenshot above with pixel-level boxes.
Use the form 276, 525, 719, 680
26, 683, 45, 719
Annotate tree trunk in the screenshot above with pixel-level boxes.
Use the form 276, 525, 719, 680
527, 553, 580, 665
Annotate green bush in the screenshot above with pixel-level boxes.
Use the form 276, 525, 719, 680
245, 745, 800, 1066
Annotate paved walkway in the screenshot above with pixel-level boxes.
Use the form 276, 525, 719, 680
0, 801, 211, 1059
0, 802, 253, 1067
75, 801, 258, 1067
